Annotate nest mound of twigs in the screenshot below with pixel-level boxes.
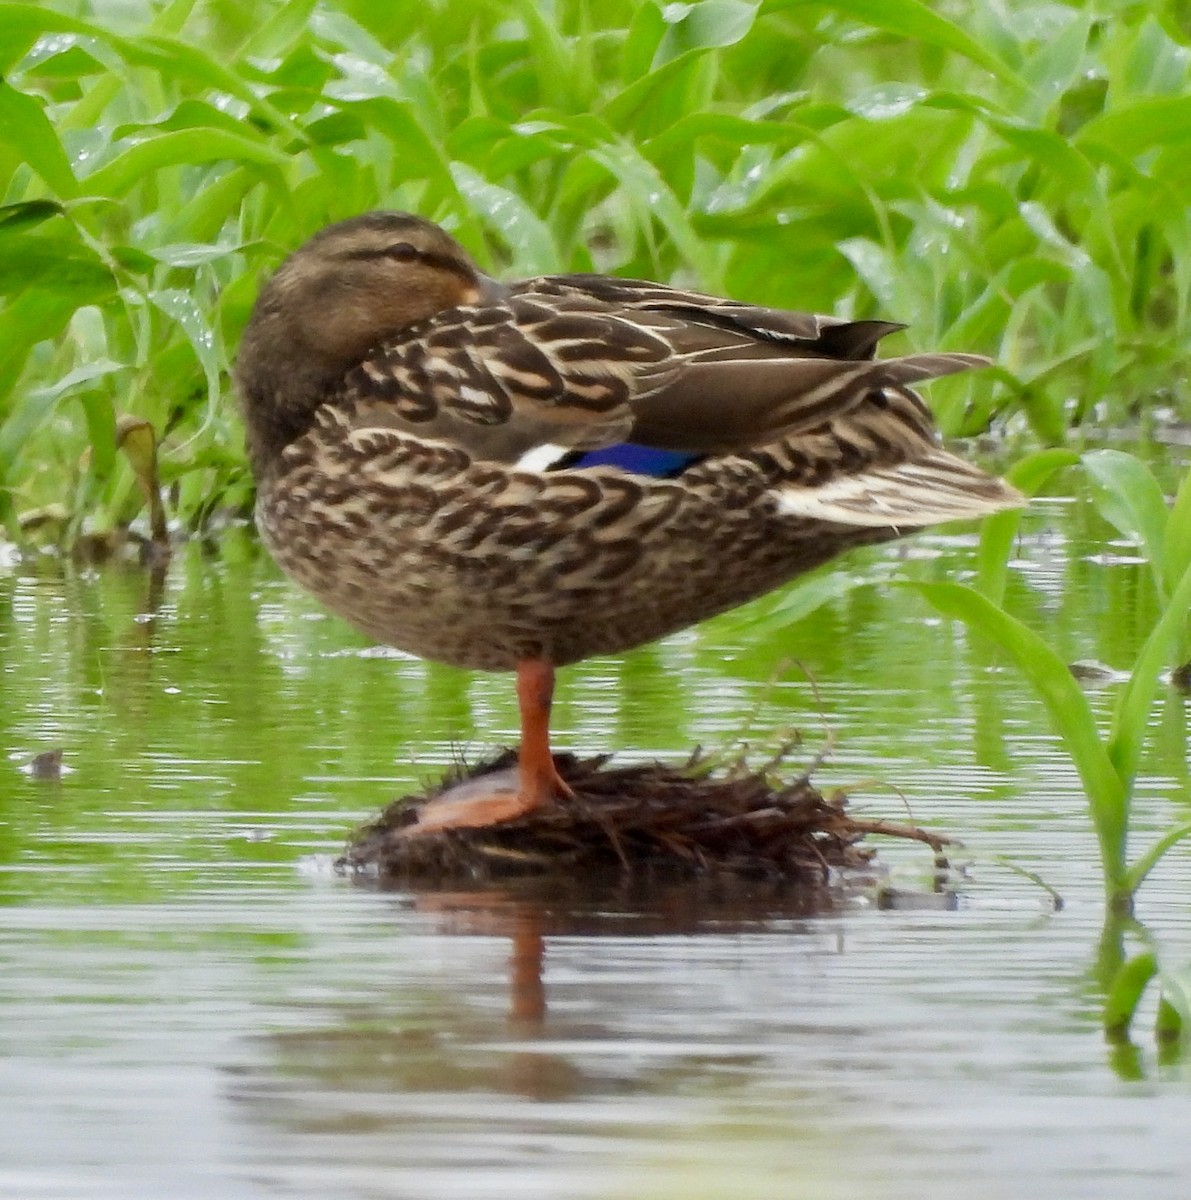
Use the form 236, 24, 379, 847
337, 745, 952, 884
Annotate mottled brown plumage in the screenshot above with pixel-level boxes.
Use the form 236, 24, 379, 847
235, 211, 1021, 830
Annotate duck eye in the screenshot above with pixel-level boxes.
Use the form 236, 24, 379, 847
386, 242, 420, 262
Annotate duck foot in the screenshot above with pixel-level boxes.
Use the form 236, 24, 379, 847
397, 765, 571, 837
399, 657, 575, 837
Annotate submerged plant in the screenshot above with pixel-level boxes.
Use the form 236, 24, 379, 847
916, 450, 1191, 1047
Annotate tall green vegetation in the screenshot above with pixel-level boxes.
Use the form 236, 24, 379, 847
1, 0, 1189, 541
916, 449, 1191, 1048
925, 453, 1191, 913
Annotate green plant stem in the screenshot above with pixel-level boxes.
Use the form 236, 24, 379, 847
1103, 950, 1157, 1042
913, 581, 1130, 899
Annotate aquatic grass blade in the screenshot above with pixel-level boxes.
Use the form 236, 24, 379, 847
0, 3, 95, 75
147, 287, 223, 430
1107, 551, 1191, 787
1155, 996, 1183, 1047
1152, 949, 1191, 1045
82, 129, 290, 197
0, 199, 64, 231
1077, 96, 1191, 158
753, 568, 874, 633
1106, 926, 1191, 1049
912, 581, 1128, 893
1124, 819, 1191, 895
449, 164, 559, 275
975, 448, 1079, 604
1162, 471, 1191, 588
1082, 449, 1171, 600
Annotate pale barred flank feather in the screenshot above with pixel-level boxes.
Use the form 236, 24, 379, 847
774, 453, 1021, 527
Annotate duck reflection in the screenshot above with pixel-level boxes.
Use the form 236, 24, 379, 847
229, 877, 845, 1118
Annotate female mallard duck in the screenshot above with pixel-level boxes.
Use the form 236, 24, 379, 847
236, 212, 1020, 834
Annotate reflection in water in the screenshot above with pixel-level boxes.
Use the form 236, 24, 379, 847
508, 903, 547, 1029
3, 495, 1191, 1199
227, 882, 858, 1198
217, 879, 1190, 1200
410, 876, 850, 1024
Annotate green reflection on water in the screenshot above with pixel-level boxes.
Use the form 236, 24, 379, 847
0, 489, 1185, 908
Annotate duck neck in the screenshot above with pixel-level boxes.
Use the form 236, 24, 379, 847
234, 317, 349, 482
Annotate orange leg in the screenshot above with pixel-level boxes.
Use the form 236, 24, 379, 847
400, 658, 572, 836
514, 658, 574, 809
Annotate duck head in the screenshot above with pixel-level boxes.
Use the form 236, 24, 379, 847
234, 212, 501, 476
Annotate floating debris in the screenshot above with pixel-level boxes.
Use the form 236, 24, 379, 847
22, 749, 66, 780
338, 747, 953, 884
1069, 658, 1128, 686
876, 886, 959, 911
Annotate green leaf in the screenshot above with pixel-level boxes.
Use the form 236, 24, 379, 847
600, 54, 702, 130
29, 358, 126, 401
449, 164, 558, 275
976, 448, 1079, 604
170, 166, 259, 245
0, 234, 115, 408
1082, 449, 1171, 601
1162, 471, 1191, 593
239, 0, 320, 58
82, 129, 290, 197
1125, 819, 1191, 895
0, 199, 65, 231
1108, 552, 1191, 788
621, 1, 666, 83
140, 241, 243, 268
79, 387, 117, 478
0, 343, 123, 531
790, 0, 1024, 87
0, 3, 95, 74
0, 81, 78, 197
349, 98, 454, 186
1155, 996, 1183, 1045
0, 231, 115, 296
112, 34, 301, 138
755, 568, 872, 632
654, 0, 761, 66
913, 581, 1128, 890
0, 357, 123, 470
148, 287, 222, 417
1078, 96, 1191, 157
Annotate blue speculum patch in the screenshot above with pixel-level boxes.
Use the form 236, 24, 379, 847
570, 443, 701, 477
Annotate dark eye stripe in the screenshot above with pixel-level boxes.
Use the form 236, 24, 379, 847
336, 245, 476, 285
419, 250, 478, 283
338, 246, 410, 262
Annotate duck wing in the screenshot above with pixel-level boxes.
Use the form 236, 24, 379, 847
527, 275, 986, 455
338, 275, 986, 466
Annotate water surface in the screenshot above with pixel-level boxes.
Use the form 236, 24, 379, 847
2, 495, 1191, 1199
